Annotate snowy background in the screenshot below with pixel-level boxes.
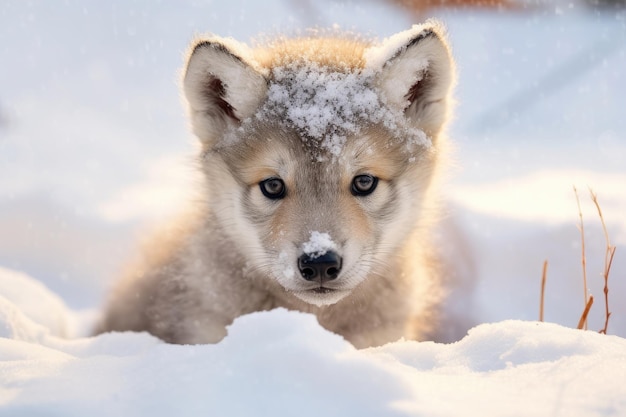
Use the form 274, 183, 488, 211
1, 0, 626, 415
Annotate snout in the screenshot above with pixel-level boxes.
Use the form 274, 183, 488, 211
297, 251, 342, 284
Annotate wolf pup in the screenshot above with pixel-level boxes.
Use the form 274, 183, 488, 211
96, 21, 459, 348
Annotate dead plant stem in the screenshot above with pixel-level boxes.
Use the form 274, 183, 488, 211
573, 186, 589, 329
589, 188, 615, 334
577, 295, 594, 330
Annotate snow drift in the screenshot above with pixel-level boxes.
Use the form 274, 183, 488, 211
1, 269, 625, 416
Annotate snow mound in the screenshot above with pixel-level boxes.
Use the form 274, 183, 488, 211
1, 269, 625, 416
0, 267, 70, 339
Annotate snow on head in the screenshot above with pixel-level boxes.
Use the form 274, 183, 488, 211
255, 61, 430, 157
302, 231, 337, 258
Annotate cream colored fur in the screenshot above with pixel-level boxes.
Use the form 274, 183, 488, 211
95, 21, 469, 348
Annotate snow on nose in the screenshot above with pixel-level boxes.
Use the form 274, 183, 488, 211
301, 231, 337, 259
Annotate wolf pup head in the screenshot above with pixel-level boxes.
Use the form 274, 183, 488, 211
182, 22, 455, 307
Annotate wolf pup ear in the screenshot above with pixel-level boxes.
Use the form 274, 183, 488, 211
183, 38, 267, 145
366, 22, 455, 138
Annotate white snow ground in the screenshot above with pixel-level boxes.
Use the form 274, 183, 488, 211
2, 272, 626, 416
1, 0, 626, 415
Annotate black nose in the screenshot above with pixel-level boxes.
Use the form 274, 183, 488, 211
298, 251, 342, 283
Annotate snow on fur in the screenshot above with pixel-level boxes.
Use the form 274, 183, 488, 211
255, 62, 430, 157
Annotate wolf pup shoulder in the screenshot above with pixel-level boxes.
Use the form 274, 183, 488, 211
96, 21, 461, 348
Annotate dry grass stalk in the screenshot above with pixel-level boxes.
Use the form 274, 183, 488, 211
589, 188, 616, 334
540, 260, 548, 322
577, 295, 594, 330
573, 186, 589, 329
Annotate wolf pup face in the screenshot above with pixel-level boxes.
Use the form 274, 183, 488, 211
182, 23, 454, 307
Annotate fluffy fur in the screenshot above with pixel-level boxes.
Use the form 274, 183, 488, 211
96, 21, 465, 348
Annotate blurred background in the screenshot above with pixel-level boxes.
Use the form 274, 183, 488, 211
1, 0, 625, 336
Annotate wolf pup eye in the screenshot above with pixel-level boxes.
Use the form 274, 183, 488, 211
351, 174, 378, 196
259, 178, 286, 199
